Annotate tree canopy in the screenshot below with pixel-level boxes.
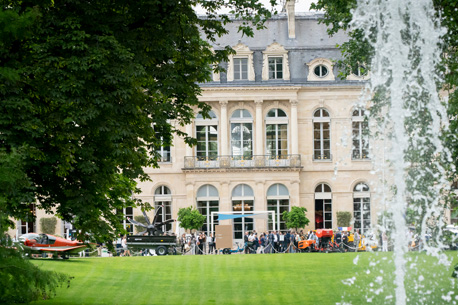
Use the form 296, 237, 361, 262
282, 206, 310, 231
0, 0, 275, 241
177, 206, 206, 233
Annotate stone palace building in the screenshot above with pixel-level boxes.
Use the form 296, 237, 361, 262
12, 2, 382, 241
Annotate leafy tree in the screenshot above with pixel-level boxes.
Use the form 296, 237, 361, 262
177, 207, 206, 233
336, 211, 352, 228
0, 239, 71, 304
282, 206, 310, 231
0, 0, 275, 242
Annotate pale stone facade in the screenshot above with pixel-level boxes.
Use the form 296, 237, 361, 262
9, 4, 380, 241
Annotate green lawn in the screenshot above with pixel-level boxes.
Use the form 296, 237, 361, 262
30, 252, 458, 305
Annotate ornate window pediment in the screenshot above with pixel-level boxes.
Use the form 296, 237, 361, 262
262, 42, 290, 81
227, 43, 255, 82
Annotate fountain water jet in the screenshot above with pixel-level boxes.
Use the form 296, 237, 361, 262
350, 0, 453, 304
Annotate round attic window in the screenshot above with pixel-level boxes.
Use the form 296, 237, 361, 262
314, 64, 329, 78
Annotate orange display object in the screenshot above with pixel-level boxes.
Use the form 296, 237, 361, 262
316, 229, 333, 238
298, 239, 316, 249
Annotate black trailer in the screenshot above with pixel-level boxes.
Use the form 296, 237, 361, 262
126, 235, 177, 256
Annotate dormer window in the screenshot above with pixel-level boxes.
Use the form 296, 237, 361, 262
314, 65, 329, 78
347, 64, 370, 81
262, 42, 290, 81
227, 43, 255, 82
307, 58, 335, 81
234, 58, 248, 80
269, 57, 283, 79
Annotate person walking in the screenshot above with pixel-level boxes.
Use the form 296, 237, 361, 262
121, 235, 131, 256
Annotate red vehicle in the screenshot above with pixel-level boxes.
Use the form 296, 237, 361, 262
19, 233, 88, 259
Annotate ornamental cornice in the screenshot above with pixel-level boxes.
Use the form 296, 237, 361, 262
202, 86, 302, 92
182, 167, 303, 174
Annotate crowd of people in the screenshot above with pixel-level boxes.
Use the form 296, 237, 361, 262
177, 228, 388, 255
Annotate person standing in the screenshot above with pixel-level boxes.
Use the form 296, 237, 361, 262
259, 233, 266, 254
354, 229, 360, 252
208, 233, 216, 254
180, 233, 187, 254
382, 231, 388, 252
244, 231, 250, 254
198, 233, 205, 255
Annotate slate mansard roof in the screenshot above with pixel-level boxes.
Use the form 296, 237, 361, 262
200, 12, 363, 87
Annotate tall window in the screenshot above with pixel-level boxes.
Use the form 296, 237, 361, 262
234, 58, 248, 80
352, 109, 369, 160
268, 57, 283, 79
196, 111, 218, 160
197, 185, 219, 235
230, 109, 253, 158
266, 109, 288, 158
19, 204, 36, 235
232, 184, 254, 239
155, 132, 171, 162
267, 184, 290, 232
353, 183, 371, 234
315, 183, 332, 229
117, 207, 134, 235
313, 108, 331, 160
154, 186, 172, 232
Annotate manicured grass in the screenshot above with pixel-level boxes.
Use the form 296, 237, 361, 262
30, 252, 458, 305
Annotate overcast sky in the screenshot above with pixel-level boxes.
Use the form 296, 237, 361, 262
195, 0, 317, 14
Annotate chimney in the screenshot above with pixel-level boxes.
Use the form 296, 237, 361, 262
286, 0, 296, 39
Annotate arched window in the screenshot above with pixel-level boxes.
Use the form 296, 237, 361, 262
313, 108, 331, 160
197, 185, 219, 235
196, 110, 218, 161
353, 183, 371, 234
314, 183, 332, 229
352, 108, 369, 160
267, 184, 290, 232
266, 109, 288, 159
232, 184, 254, 239
230, 109, 253, 158
154, 186, 172, 232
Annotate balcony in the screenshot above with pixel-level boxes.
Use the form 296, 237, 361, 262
183, 154, 302, 170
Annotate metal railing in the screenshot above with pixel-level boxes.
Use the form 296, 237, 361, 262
184, 154, 301, 169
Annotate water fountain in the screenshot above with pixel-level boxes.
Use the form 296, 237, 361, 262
346, 0, 454, 304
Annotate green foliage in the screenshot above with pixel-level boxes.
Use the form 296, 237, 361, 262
336, 211, 352, 227
282, 206, 309, 231
40, 217, 58, 235
0, 245, 71, 304
133, 215, 148, 234
0, 0, 275, 244
177, 207, 206, 233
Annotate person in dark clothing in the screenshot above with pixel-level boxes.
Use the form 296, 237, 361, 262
244, 231, 250, 254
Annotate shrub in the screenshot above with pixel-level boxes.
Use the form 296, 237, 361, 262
40, 217, 57, 234
336, 211, 352, 227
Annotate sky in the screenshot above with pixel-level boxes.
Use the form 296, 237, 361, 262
194, 0, 317, 14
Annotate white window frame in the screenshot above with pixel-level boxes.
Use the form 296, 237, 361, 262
313, 108, 331, 161
227, 43, 255, 82
262, 42, 290, 81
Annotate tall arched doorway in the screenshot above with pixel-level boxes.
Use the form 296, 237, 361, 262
314, 183, 332, 229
